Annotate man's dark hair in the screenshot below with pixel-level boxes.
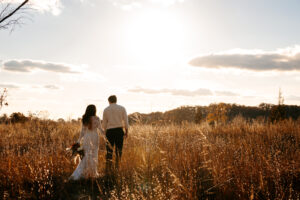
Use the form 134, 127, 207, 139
108, 95, 117, 103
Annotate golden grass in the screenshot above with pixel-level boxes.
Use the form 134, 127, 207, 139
0, 119, 299, 199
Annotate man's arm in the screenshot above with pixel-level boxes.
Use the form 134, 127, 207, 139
123, 107, 129, 137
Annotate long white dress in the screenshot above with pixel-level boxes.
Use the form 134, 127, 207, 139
70, 116, 103, 180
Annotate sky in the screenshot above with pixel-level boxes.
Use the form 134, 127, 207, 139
1, 0, 300, 119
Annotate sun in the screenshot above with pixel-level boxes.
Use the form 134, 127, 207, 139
124, 10, 186, 66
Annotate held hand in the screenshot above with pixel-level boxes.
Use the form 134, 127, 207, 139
124, 128, 128, 138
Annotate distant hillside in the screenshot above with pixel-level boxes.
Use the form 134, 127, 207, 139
128, 103, 300, 124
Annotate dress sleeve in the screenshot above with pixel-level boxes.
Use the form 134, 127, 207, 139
96, 117, 104, 134
102, 110, 108, 131
77, 125, 85, 143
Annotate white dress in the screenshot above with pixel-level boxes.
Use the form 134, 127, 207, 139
70, 116, 103, 180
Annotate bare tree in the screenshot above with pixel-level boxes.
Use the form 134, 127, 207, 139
278, 87, 284, 105
0, 0, 30, 31
0, 88, 8, 110
269, 88, 286, 122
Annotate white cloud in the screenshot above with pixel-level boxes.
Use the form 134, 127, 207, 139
128, 87, 241, 97
109, 0, 141, 10
287, 95, 300, 101
128, 87, 242, 97
31, 84, 62, 91
1, 59, 105, 85
149, 0, 185, 6
43, 84, 61, 90
108, 0, 186, 10
189, 45, 300, 72
0, 83, 20, 89
2, 0, 186, 15
61, 71, 106, 83
0, 83, 63, 90
215, 90, 239, 97
29, 0, 62, 15
3, 0, 63, 15
129, 87, 212, 96
2, 59, 82, 73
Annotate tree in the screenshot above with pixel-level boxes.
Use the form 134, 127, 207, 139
0, 88, 8, 110
276, 88, 284, 105
259, 103, 272, 111
0, 113, 8, 124
269, 88, 286, 122
206, 103, 230, 125
194, 107, 203, 124
269, 105, 286, 122
0, 0, 29, 31
10, 112, 28, 123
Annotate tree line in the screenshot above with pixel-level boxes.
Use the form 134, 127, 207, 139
128, 103, 300, 125
1, 103, 299, 125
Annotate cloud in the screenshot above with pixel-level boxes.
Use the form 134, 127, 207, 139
61, 71, 106, 83
2, 0, 187, 17
0, 83, 62, 90
1, 59, 105, 85
287, 95, 300, 101
3, 0, 186, 15
109, 0, 141, 10
215, 90, 239, 96
2, 59, 82, 74
29, 0, 63, 15
0, 83, 20, 89
129, 87, 213, 96
150, 0, 185, 6
189, 45, 300, 72
129, 87, 241, 97
3, 0, 63, 15
44, 84, 61, 90
109, 0, 186, 10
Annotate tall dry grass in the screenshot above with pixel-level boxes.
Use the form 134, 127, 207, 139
0, 118, 299, 199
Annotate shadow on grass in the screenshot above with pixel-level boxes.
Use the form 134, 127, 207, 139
58, 174, 117, 200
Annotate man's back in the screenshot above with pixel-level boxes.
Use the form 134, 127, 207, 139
102, 103, 128, 131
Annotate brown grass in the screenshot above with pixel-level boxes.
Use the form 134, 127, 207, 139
0, 119, 299, 199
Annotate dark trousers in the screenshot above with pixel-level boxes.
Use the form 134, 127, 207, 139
105, 127, 124, 169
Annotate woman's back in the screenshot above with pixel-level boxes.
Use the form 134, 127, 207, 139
70, 116, 100, 180
82, 116, 100, 132
69, 105, 101, 180
81, 116, 101, 148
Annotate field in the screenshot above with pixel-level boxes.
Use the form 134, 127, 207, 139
0, 118, 299, 199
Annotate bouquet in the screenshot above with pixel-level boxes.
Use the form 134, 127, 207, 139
66, 142, 84, 160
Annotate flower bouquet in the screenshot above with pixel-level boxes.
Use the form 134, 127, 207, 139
66, 142, 84, 160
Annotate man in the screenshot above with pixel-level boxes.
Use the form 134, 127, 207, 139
102, 95, 129, 171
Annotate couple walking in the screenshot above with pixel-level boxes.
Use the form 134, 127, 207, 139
69, 95, 129, 180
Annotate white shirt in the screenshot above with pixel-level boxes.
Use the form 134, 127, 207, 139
102, 103, 129, 131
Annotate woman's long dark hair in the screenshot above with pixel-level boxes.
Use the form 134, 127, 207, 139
82, 104, 96, 129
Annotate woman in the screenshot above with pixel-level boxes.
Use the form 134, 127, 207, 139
69, 104, 104, 180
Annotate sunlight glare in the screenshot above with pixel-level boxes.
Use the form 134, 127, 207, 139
125, 10, 186, 66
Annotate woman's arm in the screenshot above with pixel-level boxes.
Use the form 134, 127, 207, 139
102, 110, 108, 132
96, 117, 104, 134
77, 125, 85, 143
